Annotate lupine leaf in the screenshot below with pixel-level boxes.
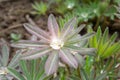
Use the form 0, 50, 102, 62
7, 67, 25, 80
61, 17, 77, 39
21, 47, 52, 60
102, 27, 109, 44
48, 14, 59, 38
66, 45, 96, 56
8, 50, 21, 68
20, 60, 30, 79
109, 32, 117, 45
80, 68, 89, 80
96, 26, 102, 42
45, 51, 59, 75
11, 40, 48, 48
95, 72, 107, 80
103, 42, 120, 58
66, 24, 85, 41
74, 53, 85, 67
1, 43, 9, 66
24, 23, 49, 42
66, 32, 95, 45
60, 49, 78, 68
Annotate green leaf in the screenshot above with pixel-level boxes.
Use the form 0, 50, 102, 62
102, 27, 109, 44
80, 68, 89, 80
7, 67, 25, 80
103, 42, 120, 58
20, 60, 30, 79
8, 50, 21, 68
109, 32, 118, 45
1, 43, 9, 66
104, 6, 117, 17
95, 72, 107, 80
96, 26, 102, 42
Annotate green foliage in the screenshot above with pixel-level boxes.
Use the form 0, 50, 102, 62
88, 26, 120, 58
32, 1, 48, 15
54, 0, 78, 14
58, 13, 75, 29
80, 67, 107, 80
74, 1, 117, 23
115, 3, 120, 19
8, 57, 51, 80
0, 39, 21, 80
74, 5, 93, 22
10, 33, 21, 42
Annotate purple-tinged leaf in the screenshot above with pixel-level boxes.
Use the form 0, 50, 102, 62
26, 15, 50, 39
66, 32, 95, 45
26, 15, 37, 26
74, 54, 85, 67
61, 17, 77, 40
45, 51, 59, 76
74, 48, 96, 56
11, 40, 48, 48
48, 14, 59, 38
65, 24, 85, 41
21, 47, 52, 60
59, 49, 78, 68
23, 23, 50, 42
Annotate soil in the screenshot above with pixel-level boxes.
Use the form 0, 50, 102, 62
0, 0, 48, 42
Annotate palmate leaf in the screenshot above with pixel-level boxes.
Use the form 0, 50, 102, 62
8, 57, 47, 80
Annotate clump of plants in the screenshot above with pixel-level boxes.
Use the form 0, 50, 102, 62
10, 14, 95, 77
0, 0, 120, 79
32, 1, 48, 15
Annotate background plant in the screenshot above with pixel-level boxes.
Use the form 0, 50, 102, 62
88, 26, 120, 59
87, 26, 120, 79
0, 39, 21, 80
10, 33, 21, 42
32, 1, 48, 15
8, 57, 53, 80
